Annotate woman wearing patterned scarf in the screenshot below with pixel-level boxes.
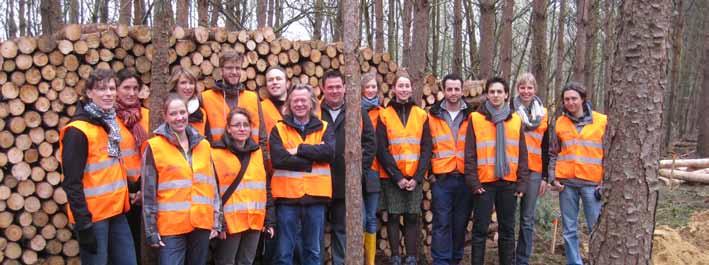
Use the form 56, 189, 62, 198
60, 69, 137, 265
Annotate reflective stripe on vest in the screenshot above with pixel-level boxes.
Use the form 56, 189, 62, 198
212, 147, 268, 234
148, 135, 216, 236
379, 105, 427, 178
521, 108, 547, 173
554, 112, 607, 183
202, 89, 261, 142
271, 121, 332, 199
60, 121, 130, 224
470, 112, 522, 184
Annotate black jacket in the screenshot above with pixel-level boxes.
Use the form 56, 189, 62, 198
320, 104, 377, 198
463, 103, 530, 193
376, 100, 433, 184
268, 115, 336, 205
60, 101, 113, 231
212, 136, 276, 227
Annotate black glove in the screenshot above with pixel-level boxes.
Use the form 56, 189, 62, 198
77, 226, 98, 254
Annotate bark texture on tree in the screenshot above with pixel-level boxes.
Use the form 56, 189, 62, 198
500, 0, 513, 80
588, 0, 670, 264
134, 0, 145, 25
572, 0, 588, 83
555, 0, 566, 97
40, 0, 62, 36
465, 0, 479, 79
313, 0, 324, 41
375, 0, 385, 53
387, 0, 397, 60
698, 11, 709, 157
257, 0, 267, 28
19, 0, 26, 36
176, 0, 189, 27
342, 0, 364, 262
531, 0, 548, 101
431, 2, 440, 75
664, 0, 683, 152
402, 0, 413, 67
119, 0, 132, 25
452, 0, 463, 76
584, 0, 598, 103
69, 0, 79, 24
8, 0, 17, 38
479, 0, 495, 79
197, 0, 209, 26
410, 0, 430, 105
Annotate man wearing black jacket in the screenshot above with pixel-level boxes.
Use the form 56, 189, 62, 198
319, 70, 377, 265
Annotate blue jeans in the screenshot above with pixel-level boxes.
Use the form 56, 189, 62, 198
275, 204, 326, 265
559, 184, 601, 265
159, 229, 210, 265
363, 192, 380, 233
516, 172, 543, 265
79, 214, 137, 265
431, 174, 472, 265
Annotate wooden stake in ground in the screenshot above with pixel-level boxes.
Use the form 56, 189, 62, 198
342, 0, 364, 264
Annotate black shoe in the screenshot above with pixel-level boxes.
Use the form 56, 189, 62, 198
391, 256, 402, 265
404, 256, 417, 265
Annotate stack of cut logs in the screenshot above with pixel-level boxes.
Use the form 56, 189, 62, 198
0, 24, 485, 264
658, 158, 709, 185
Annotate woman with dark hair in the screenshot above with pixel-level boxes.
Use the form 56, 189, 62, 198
141, 94, 222, 265
549, 82, 607, 265
211, 108, 275, 265
60, 68, 137, 265
464, 77, 529, 265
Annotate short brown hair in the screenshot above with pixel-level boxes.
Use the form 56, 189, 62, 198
226, 107, 253, 130
220, 50, 244, 67
84, 68, 116, 97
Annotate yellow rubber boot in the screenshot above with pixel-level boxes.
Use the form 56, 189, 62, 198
364, 232, 376, 265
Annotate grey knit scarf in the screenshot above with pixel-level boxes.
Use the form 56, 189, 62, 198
484, 100, 511, 179
514, 95, 545, 131
83, 102, 121, 158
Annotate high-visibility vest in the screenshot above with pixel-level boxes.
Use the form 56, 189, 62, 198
202, 89, 261, 142
262, 99, 283, 138
429, 113, 468, 175
470, 112, 522, 183
367, 107, 387, 179
523, 108, 548, 173
554, 111, 607, 183
212, 147, 267, 234
378, 105, 427, 178
271, 121, 332, 199
59, 121, 130, 224
117, 107, 149, 182
190, 108, 207, 136
146, 135, 216, 236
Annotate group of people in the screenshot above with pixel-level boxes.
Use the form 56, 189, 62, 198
60, 49, 606, 265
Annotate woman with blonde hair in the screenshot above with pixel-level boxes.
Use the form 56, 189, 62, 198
169, 66, 207, 135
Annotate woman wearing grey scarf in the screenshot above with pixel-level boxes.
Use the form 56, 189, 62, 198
464, 77, 529, 265
60, 69, 137, 265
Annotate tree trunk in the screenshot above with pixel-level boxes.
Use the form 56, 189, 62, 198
531, 0, 548, 102
69, 0, 79, 24
374, 0, 384, 53
465, 0, 479, 79
134, 0, 145, 25
601, 0, 617, 112
479, 0, 496, 79
267, 0, 275, 27
334, 1, 344, 41
99, 0, 109, 24
210, 0, 220, 27
197, 0, 208, 26
500, 0, 513, 80
664, 0, 683, 153
176, 0, 189, 27
588, 0, 670, 264
225, 1, 238, 31
452, 0, 463, 76
119, 0, 131, 25
256, 0, 267, 28
8, 0, 17, 38
40, 0, 62, 36
410, 0, 430, 105
572, 0, 588, 83
402, 0, 413, 67
313, 0, 324, 40
387, 0, 397, 60
341, 0, 364, 263
19, 0, 27, 36
584, 0, 598, 104
275, 0, 283, 30
431, 2, 440, 76
555, 0, 566, 98
363, 0, 373, 49
698, 10, 709, 157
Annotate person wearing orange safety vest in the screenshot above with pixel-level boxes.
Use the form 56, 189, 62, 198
377, 73, 432, 265
428, 73, 474, 265
60, 69, 137, 265
141, 94, 222, 265
464, 77, 529, 265
211, 108, 275, 265
170, 66, 207, 136
548, 82, 607, 265
360, 72, 383, 265
511, 73, 550, 265
114, 68, 150, 264
202, 51, 265, 146
269, 84, 335, 265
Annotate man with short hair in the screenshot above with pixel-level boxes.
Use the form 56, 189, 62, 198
319, 70, 376, 265
428, 74, 474, 265
262, 66, 290, 137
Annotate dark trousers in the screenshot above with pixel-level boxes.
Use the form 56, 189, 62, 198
431, 174, 473, 265
327, 199, 346, 265
471, 181, 517, 265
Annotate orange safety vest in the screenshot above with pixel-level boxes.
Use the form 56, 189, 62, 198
470, 112, 522, 183
59, 121, 130, 224
202, 89, 261, 142
367, 107, 387, 179
378, 105, 427, 178
429, 113, 468, 175
271, 121, 332, 199
523, 108, 548, 173
262, 98, 283, 138
212, 147, 267, 234
146, 135, 217, 236
190, 108, 207, 136
117, 107, 150, 182
554, 111, 607, 183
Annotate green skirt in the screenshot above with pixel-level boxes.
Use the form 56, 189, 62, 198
380, 178, 423, 214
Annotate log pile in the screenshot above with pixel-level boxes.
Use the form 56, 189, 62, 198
658, 158, 709, 185
0, 24, 486, 264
